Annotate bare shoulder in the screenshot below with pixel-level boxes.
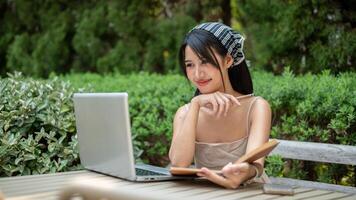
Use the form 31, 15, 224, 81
252, 97, 271, 115
174, 103, 190, 121
255, 97, 271, 108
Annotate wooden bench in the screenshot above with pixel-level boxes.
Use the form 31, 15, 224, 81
269, 139, 356, 194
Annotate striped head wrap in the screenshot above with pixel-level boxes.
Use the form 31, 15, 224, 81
190, 22, 245, 66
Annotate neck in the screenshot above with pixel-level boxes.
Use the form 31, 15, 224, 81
219, 77, 242, 97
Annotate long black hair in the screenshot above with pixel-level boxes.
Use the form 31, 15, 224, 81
179, 29, 253, 96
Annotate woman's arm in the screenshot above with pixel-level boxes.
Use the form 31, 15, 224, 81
169, 99, 200, 167
246, 97, 272, 175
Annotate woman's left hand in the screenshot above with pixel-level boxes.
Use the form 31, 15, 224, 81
197, 162, 253, 189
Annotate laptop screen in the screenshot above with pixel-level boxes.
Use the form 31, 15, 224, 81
73, 93, 137, 180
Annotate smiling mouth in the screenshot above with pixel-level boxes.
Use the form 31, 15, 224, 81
196, 79, 211, 86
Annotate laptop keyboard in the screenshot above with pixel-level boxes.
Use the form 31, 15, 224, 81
135, 168, 166, 176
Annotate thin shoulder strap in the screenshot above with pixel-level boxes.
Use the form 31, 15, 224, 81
246, 96, 260, 136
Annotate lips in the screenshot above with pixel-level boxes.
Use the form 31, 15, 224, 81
196, 79, 211, 87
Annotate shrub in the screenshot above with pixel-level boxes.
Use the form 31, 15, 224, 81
0, 1, 197, 77
236, 0, 356, 74
0, 72, 82, 176
255, 68, 356, 186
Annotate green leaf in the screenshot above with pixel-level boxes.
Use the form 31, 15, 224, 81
23, 154, 36, 161
48, 143, 56, 152
14, 157, 23, 165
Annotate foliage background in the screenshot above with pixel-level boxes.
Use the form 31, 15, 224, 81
1, 0, 354, 77
236, 0, 356, 74
0, 0, 355, 187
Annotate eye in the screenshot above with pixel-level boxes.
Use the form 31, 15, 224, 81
185, 63, 193, 68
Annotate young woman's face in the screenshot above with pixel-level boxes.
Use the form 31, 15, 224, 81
184, 45, 227, 94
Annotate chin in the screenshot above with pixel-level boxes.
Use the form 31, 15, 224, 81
197, 87, 217, 94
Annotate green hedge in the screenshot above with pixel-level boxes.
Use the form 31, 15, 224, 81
0, 72, 81, 176
236, 0, 356, 74
0, 1, 198, 77
2, 1, 354, 77
1, 70, 355, 186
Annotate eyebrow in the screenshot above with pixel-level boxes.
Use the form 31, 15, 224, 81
184, 60, 192, 63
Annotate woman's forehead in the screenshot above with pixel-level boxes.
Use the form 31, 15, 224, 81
185, 45, 220, 61
185, 46, 199, 59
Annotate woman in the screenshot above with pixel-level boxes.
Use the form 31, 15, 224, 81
169, 22, 272, 189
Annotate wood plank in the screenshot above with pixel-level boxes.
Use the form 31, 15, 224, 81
270, 139, 356, 165
1, 174, 132, 197
237, 186, 310, 200
0, 170, 87, 182
173, 188, 220, 198
249, 188, 317, 200
243, 193, 286, 200
217, 190, 264, 200
220, 185, 310, 200
0, 172, 110, 191
310, 192, 353, 200
7, 192, 59, 200
338, 195, 356, 200
145, 186, 207, 196
187, 187, 245, 199
270, 177, 356, 194
59, 183, 184, 200
275, 189, 332, 200
119, 182, 186, 193
196, 184, 267, 200
1, 176, 122, 192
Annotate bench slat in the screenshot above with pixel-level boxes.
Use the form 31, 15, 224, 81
270, 139, 356, 165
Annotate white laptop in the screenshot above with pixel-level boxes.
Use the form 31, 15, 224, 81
73, 92, 191, 181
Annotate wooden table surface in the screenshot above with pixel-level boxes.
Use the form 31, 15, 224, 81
0, 170, 355, 200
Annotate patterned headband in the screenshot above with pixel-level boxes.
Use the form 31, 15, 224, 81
190, 22, 245, 66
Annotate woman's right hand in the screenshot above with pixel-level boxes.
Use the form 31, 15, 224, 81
191, 92, 241, 118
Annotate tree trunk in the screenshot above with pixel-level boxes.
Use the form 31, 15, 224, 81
221, 0, 231, 26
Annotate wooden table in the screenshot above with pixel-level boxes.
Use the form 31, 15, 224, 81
0, 170, 355, 200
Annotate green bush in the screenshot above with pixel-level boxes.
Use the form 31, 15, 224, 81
255, 68, 356, 186
0, 72, 82, 176
0, 1, 197, 77
1, 1, 354, 77
1, 70, 355, 186
236, 0, 356, 74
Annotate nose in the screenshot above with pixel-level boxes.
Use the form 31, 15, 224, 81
194, 65, 205, 78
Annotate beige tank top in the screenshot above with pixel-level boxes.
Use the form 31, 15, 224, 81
183, 95, 270, 183
189, 95, 259, 170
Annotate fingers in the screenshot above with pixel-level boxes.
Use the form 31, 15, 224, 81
210, 97, 218, 115
198, 92, 241, 117
222, 162, 249, 177
221, 163, 250, 189
213, 93, 224, 118
215, 92, 230, 117
213, 92, 241, 117
200, 167, 238, 189
226, 94, 241, 106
